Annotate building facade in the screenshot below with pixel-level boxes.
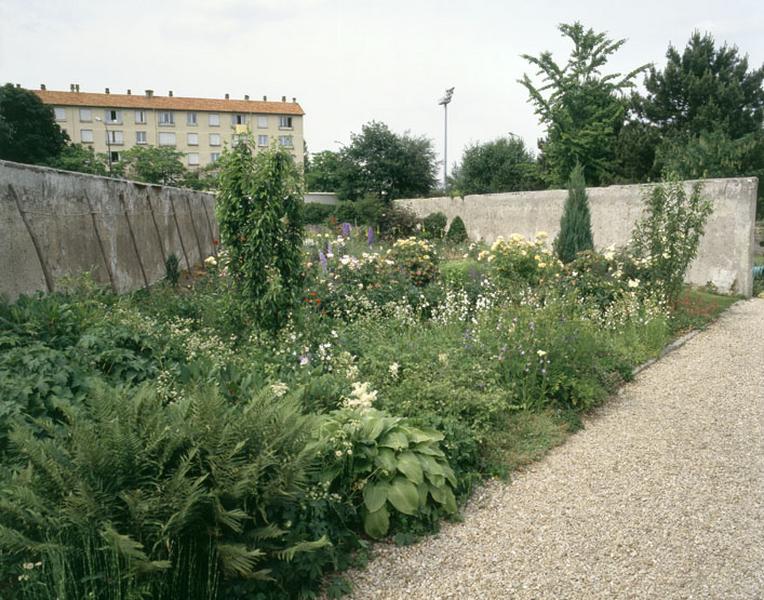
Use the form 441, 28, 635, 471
34, 86, 305, 168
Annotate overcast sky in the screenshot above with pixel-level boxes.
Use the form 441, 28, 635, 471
2, 0, 763, 177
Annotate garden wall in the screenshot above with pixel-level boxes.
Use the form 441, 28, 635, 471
0, 159, 219, 300
397, 177, 758, 297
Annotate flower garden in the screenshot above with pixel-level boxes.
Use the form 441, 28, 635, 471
0, 145, 734, 599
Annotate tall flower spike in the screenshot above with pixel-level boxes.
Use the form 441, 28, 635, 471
318, 250, 328, 273
367, 226, 376, 246
341, 222, 352, 237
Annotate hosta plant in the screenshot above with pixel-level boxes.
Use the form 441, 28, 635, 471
317, 407, 458, 539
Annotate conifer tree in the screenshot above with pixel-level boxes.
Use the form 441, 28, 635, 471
554, 163, 594, 263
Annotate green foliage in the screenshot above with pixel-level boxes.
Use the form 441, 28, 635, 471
119, 145, 187, 185
450, 136, 543, 194
446, 216, 468, 244
217, 138, 304, 332
554, 164, 594, 263
620, 31, 764, 202
318, 408, 457, 539
487, 234, 558, 289
305, 150, 348, 193
332, 121, 438, 201
0, 83, 69, 165
637, 31, 764, 140
0, 384, 328, 599
421, 212, 447, 240
165, 254, 181, 287
630, 174, 713, 305
303, 202, 336, 225
45, 143, 109, 175
388, 238, 439, 287
520, 23, 648, 186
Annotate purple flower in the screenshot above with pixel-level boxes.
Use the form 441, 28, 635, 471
318, 250, 328, 273
299, 355, 310, 366
367, 226, 376, 246
341, 222, 352, 237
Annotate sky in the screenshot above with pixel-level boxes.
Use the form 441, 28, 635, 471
1, 0, 763, 179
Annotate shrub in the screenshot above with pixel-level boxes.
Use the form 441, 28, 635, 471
0, 385, 328, 600
630, 173, 713, 305
165, 254, 181, 286
554, 163, 594, 263
378, 205, 420, 239
422, 212, 447, 240
303, 202, 335, 225
446, 216, 468, 243
216, 139, 304, 332
388, 237, 439, 286
318, 406, 457, 539
484, 233, 558, 289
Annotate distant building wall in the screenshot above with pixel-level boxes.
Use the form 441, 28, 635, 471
304, 192, 338, 205
397, 177, 758, 297
1, 160, 218, 301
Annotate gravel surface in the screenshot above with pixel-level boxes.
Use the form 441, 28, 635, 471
345, 300, 764, 599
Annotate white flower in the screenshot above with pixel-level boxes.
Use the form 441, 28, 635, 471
204, 255, 217, 267
536, 350, 547, 357
438, 353, 449, 365
388, 362, 400, 378
628, 279, 640, 288
271, 381, 289, 397
343, 382, 378, 411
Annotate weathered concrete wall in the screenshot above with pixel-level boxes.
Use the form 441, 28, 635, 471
1, 160, 219, 300
304, 192, 339, 205
398, 177, 758, 297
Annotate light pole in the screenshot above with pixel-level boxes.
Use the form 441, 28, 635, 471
438, 87, 454, 192
95, 117, 113, 176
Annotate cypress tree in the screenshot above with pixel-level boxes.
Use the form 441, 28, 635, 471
554, 163, 594, 263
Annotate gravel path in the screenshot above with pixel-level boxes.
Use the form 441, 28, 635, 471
346, 299, 764, 599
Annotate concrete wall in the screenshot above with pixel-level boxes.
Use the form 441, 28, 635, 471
398, 177, 758, 297
1, 160, 219, 300
304, 192, 339, 205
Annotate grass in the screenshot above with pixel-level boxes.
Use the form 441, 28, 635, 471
671, 287, 739, 334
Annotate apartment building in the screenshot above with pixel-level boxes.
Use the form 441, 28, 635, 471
34, 85, 305, 168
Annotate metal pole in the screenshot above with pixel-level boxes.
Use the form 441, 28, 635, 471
444, 102, 448, 191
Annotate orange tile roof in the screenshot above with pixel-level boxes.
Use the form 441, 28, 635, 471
34, 89, 305, 116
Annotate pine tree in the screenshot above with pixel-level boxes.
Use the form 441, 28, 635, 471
554, 163, 594, 263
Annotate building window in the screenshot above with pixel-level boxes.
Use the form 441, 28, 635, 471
110, 151, 120, 163
106, 130, 124, 145
53, 107, 66, 121
105, 109, 122, 124
279, 116, 292, 129
187, 132, 199, 146
210, 152, 221, 162
231, 113, 246, 125
209, 133, 221, 146
80, 129, 94, 143
136, 131, 147, 144
278, 135, 293, 147
231, 133, 245, 146
257, 134, 268, 146
209, 113, 220, 126
135, 110, 147, 124
159, 111, 175, 125
188, 153, 200, 166
158, 132, 176, 146
79, 108, 92, 122
257, 116, 268, 128
187, 112, 198, 126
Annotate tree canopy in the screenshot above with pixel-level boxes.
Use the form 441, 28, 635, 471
450, 136, 543, 195
520, 22, 648, 187
306, 121, 437, 202
118, 145, 188, 186
0, 83, 69, 164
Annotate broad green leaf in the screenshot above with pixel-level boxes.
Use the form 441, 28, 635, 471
396, 451, 423, 484
360, 416, 386, 442
441, 487, 457, 513
412, 443, 445, 457
417, 481, 429, 506
364, 506, 390, 539
379, 429, 409, 450
442, 463, 457, 487
418, 454, 444, 476
387, 477, 420, 515
363, 481, 389, 513
429, 483, 446, 505
426, 472, 445, 487
375, 448, 397, 472
407, 427, 445, 443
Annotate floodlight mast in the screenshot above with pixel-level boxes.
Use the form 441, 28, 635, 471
438, 87, 454, 192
